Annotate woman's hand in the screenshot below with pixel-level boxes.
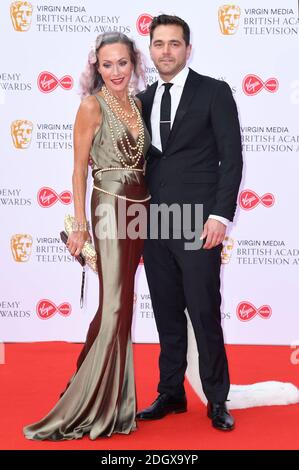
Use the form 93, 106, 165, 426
66, 230, 91, 257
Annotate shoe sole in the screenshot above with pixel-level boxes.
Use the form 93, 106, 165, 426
136, 407, 187, 421
211, 423, 235, 431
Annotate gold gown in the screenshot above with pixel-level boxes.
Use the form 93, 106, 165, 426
23, 94, 150, 440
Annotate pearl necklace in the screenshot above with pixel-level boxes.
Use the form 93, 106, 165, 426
102, 85, 138, 129
101, 86, 145, 168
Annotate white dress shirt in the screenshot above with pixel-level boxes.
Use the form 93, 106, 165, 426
150, 66, 229, 227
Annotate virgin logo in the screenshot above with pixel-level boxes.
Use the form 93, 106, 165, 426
237, 301, 272, 322
136, 14, 153, 36
239, 189, 275, 210
37, 71, 73, 93
36, 300, 72, 320
37, 187, 73, 208
242, 74, 279, 96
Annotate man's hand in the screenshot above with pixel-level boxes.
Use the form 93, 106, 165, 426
200, 219, 226, 249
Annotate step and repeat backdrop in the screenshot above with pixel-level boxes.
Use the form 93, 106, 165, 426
1, 0, 298, 344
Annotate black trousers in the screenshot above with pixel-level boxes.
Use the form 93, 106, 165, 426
143, 234, 230, 403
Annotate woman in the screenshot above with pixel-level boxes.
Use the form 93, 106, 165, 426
23, 32, 151, 440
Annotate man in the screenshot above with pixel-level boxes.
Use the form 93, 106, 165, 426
137, 15, 243, 431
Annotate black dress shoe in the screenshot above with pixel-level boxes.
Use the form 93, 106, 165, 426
207, 401, 235, 431
136, 393, 187, 420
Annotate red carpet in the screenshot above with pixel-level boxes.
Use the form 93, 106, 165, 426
0, 343, 298, 450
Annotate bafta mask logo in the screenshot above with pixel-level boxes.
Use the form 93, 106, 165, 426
221, 236, 234, 264
11, 119, 33, 149
11, 234, 33, 262
218, 5, 241, 35
10, 1, 33, 32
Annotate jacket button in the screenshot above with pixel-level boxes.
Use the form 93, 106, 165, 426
160, 181, 165, 187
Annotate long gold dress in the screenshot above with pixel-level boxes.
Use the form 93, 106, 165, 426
23, 94, 150, 440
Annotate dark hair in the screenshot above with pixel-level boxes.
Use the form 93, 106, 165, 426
149, 14, 190, 46
79, 32, 143, 98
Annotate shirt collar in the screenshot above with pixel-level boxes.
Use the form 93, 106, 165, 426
157, 66, 190, 90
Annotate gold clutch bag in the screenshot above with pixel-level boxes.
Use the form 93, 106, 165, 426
63, 214, 98, 273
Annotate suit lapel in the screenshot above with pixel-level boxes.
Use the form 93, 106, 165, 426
142, 82, 158, 139
166, 70, 199, 151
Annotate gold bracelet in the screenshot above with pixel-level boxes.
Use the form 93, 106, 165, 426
71, 219, 90, 232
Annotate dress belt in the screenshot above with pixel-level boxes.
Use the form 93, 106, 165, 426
93, 167, 151, 203
93, 167, 144, 178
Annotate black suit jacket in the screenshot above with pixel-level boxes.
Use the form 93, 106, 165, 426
138, 69, 243, 222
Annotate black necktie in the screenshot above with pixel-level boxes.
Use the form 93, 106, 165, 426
160, 82, 173, 152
